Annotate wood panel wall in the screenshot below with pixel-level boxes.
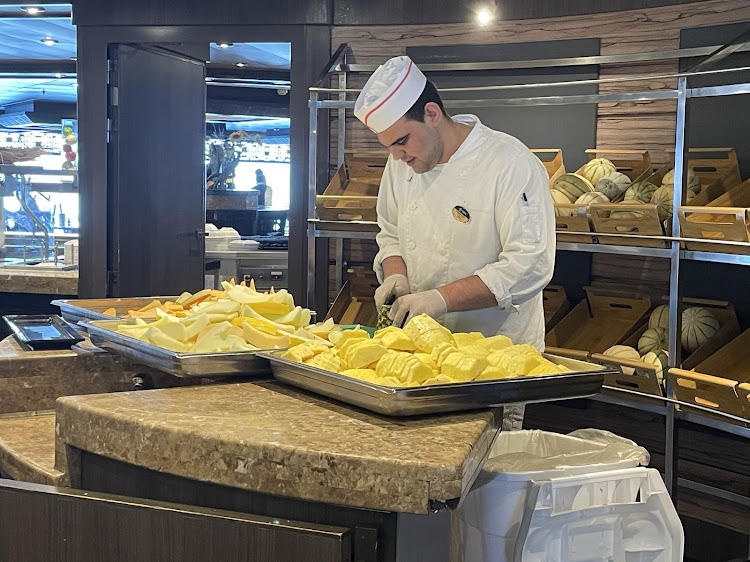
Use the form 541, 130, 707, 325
331, 0, 750, 165
323, 0, 750, 305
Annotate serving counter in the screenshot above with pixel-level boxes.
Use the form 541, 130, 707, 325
0, 267, 78, 295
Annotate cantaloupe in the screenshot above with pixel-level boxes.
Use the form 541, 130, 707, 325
638, 327, 668, 355
662, 168, 701, 194
640, 351, 666, 387
624, 181, 658, 204
553, 173, 594, 202
603, 344, 640, 375
575, 192, 610, 205
550, 189, 573, 216
681, 307, 720, 353
595, 172, 631, 200
580, 158, 617, 185
651, 185, 695, 222
649, 305, 670, 331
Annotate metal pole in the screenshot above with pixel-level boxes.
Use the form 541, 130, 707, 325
337, 71, 347, 169
334, 238, 344, 292
665, 75, 690, 498
306, 93, 319, 310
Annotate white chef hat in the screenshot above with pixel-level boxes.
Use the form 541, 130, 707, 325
354, 56, 427, 133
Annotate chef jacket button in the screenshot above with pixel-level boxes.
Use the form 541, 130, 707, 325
411, 283, 418, 291
409, 202, 417, 211
407, 241, 416, 250
460, 171, 467, 177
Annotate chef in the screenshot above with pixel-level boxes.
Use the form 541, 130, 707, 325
355, 56, 556, 430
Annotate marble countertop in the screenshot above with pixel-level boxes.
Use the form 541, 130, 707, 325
55, 381, 500, 513
0, 267, 78, 295
0, 411, 62, 485
0, 336, 191, 415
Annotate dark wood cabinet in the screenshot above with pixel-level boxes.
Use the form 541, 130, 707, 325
0, 479, 352, 561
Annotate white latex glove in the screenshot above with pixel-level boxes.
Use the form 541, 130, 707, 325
374, 274, 410, 308
390, 289, 447, 328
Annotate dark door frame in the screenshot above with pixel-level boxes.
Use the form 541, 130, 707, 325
77, 24, 331, 303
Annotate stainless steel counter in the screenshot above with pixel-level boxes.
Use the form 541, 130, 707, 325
205, 250, 288, 291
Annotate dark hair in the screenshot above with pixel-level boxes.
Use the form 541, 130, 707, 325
403, 80, 448, 123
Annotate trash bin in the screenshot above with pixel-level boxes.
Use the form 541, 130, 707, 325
452, 429, 683, 562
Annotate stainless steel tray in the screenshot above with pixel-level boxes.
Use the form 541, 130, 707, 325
262, 352, 611, 416
52, 296, 178, 324
80, 319, 272, 378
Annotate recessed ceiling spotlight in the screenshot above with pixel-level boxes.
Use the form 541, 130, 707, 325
217, 42, 233, 49
55, 73, 62, 78
235, 62, 246, 67
40, 37, 58, 46
476, 7, 494, 25
21, 6, 45, 15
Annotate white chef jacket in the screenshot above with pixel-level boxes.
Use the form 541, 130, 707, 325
373, 115, 555, 351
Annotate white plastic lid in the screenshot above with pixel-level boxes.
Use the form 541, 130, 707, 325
515, 468, 683, 562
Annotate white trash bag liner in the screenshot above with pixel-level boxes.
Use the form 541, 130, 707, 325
452, 429, 651, 562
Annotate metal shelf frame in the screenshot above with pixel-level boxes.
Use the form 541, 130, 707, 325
307, 43, 750, 523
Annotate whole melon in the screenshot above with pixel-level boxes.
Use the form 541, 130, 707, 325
662, 168, 701, 194
595, 172, 631, 200
580, 158, 617, 185
603, 344, 641, 375
550, 189, 573, 216
638, 327, 668, 355
575, 192, 610, 205
650, 185, 696, 222
640, 351, 667, 387
624, 181, 658, 204
649, 305, 670, 331
610, 200, 647, 232
682, 307, 720, 353
553, 173, 594, 203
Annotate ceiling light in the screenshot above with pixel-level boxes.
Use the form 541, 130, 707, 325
55, 73, 62, 78
217, 42, 233, 49
21, 6, 45, 14
235, 62, 246, 67
40, 38, 58, 46
476, 7, 493, 25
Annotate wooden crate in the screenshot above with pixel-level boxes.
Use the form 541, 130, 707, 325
621, 297, 740, 370
581, 148, 653, 187
545, 287, 651, 354
553, 149, 653, 242
668, 369, 747, 425
553, 203, 595, 243
679, 178, 750, 255
324, 267, 378, 327
542, 285, 571, 332
589, 202, 665, 248
544, 346, 589, 361
681, 298, 741, 370
666, 147, 742, 195
315, 149, 388, 222
590, 352, 665, 401
694, 327, 750, 385
738, 383, 750, 420
531, 149, 565, 188
589, 149, 741, 247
